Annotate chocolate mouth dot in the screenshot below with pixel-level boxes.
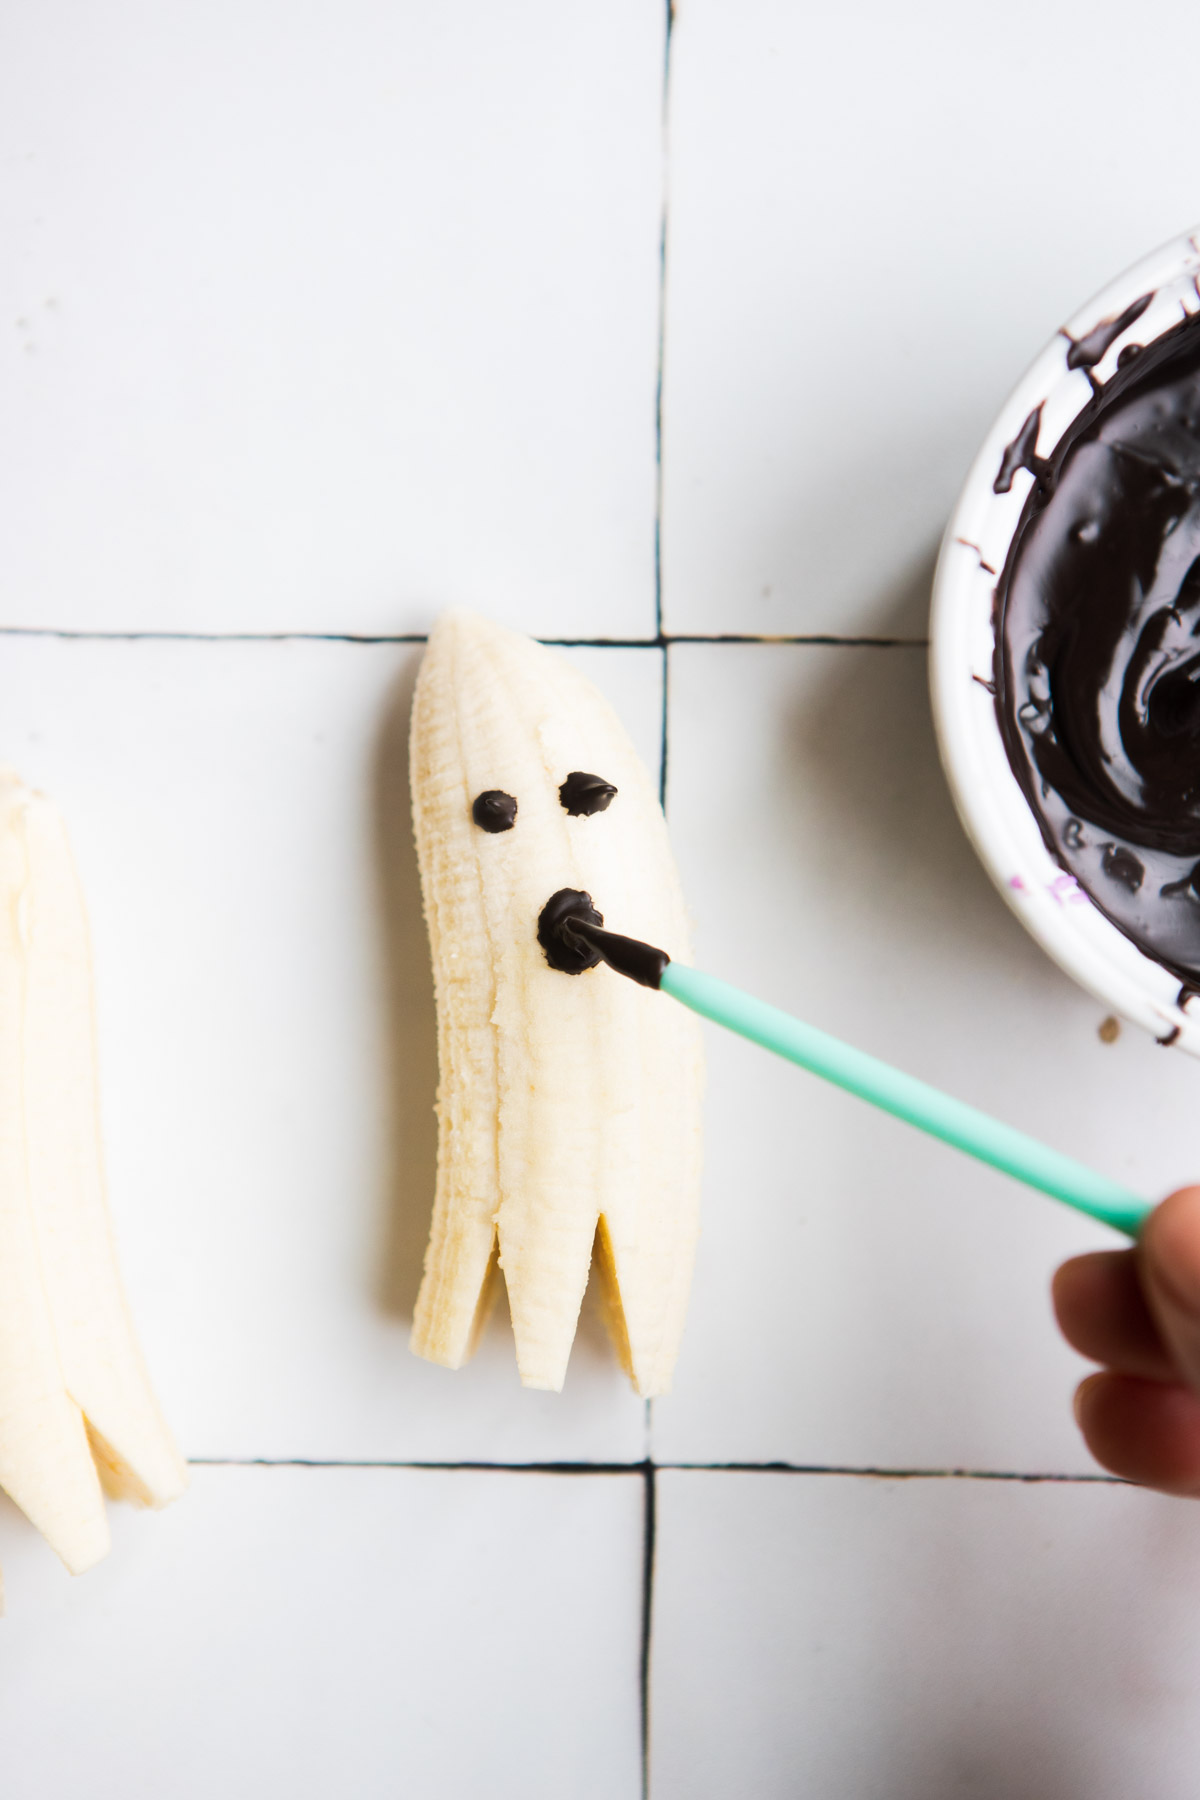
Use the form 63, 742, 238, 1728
472, 790, 517, 833
537, 887, 603, 973
559, 771, 617, 817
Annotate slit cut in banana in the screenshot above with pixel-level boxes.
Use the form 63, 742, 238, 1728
409, 613, 704, 1396
0, 770, 186, 1593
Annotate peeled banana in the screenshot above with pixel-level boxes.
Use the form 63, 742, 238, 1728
409, 613, 704, 1396
0, 770, 186, 1590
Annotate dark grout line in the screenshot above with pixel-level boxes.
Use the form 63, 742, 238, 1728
186, 1457, 643, 1474
0, 626, 433, 644
546, 636, 931, 649
186, 1456, 1122, 1484
665, 633, 930, 648
656, 1463, 1124, 1484
643, 14, 672, 1774
639, 1457, 658, 1799
0, 626, 930, 648
543, 636, 660, 648
653, 0, 672, 829
652, 0, 673, 654
658, 643, 669, 812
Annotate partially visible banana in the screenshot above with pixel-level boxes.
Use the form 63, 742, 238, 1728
0, 770, 186, 1590
409, 613, 704, 1397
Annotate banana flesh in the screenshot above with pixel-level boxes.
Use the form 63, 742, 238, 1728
409, 614, 703, 1397
0, 771, 186, 1587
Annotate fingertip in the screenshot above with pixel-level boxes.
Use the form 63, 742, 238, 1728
1052, 1253, 1104, 1330
1073, 1370, 1101, 1428
1141, 1187, 1200, 1311
1051, 1249, 1170, 1379
1073, 1372, 1200, 1495
1140, 1190, 1200, 1399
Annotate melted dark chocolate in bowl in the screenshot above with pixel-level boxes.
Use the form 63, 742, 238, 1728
995, 304, 1200, 984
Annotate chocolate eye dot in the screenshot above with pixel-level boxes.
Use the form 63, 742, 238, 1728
472, 790, 517, 833
559, 771, 617, 817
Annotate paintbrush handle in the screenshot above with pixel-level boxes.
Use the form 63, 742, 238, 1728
659, 962, 1150, 1238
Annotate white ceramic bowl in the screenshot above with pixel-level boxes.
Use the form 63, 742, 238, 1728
930, 225, 1200, 1055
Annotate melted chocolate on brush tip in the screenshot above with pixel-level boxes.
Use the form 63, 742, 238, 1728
994, 298, 1200, 984
559, 915, 670, 990
537, 888, 671, 987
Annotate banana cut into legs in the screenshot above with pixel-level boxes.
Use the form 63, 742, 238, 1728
0, 770, 186, 1590
410, 613, 704, 1396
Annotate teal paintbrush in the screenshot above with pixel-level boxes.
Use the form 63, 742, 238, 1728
554, 909, 1150, 1241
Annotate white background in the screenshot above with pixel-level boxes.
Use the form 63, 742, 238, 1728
4, 1, 1200, 1793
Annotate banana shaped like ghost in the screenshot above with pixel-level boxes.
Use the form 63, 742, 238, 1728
410, 613, 703, 1396
0, 771, 186, 1592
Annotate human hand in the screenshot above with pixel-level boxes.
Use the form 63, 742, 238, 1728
1054, 1186, 1200, 1493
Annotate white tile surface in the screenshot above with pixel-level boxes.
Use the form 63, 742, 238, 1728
652, 1469, 1200, 1800
12, 0, 1200, 1779
0, 1464, 643, 1799
655, 643, 1200, 1472
0, 0, 663, 638
0, 636, 661, 1461
661, 0, 1200, 638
